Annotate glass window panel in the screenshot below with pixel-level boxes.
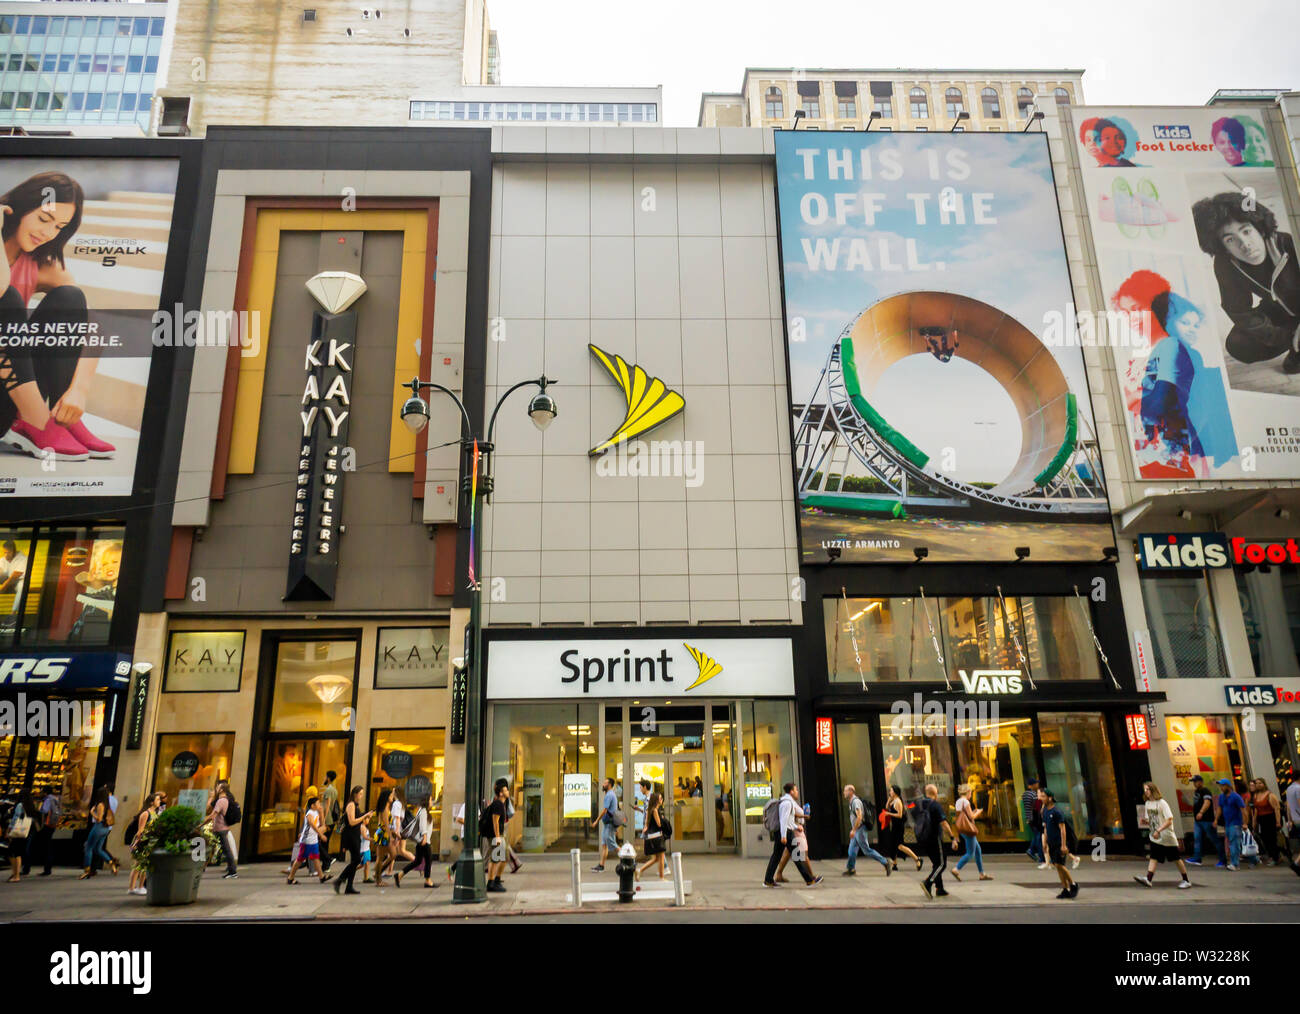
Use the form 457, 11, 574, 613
604, 704, 622, 823
120, 92, 136, 111
1019, 596, 1101, 680
742, 700, 794, 824
1141, 573, 1229, 678
134, 18, 150, 37
110, 55, 125, 74
32, 16, 47, 35
982, 87, 1002, 118
712, 704, 735, 845
833, 721, 876, 845
0, 93, 11, 111
825, 596, 945, 683
33, 91, 48, 110
99, 19, 116, 37
268, 639, 357, 732
58, 54, 72, 72
152, 733, 235, 814
489, 702, 598, 853
49, 18, 64, 37
1038, 713, 1122, 837
65, 18, 82, 38
103, 92, 119, 112
151, 19, 165, 38
144, 55, 158, 74
1235, 552, 1300, 677
1164, 715, 1246, 816
1265, 718, 1296, 796
369, 727, 444, 846
880, 714, 955, 818
15, 17, 28, 35
6, 55, 19, 72
41, 55, 55, 72
952, 715, 1037, 842
69, 92, 83, 111
76, 55, 90, 73
0, 18, 11, 36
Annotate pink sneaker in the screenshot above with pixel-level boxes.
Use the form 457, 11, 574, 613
4, 418, 89, 461
62, 419, 115, 459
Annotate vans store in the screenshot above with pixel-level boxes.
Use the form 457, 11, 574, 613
796, 567, 1164, 859
483, 630, 799, 857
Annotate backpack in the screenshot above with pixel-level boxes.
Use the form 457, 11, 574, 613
222, 796, 242, 826
123, 808, 146, 847
853, 797, 875, 828
910, 800, 933, 841
659, 811, 673, 839
762, 797, 782, 834
478, 804, 496, 839
329, 799, 342, 826
401, 809, 419, 840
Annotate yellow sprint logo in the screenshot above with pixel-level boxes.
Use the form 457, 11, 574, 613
683, 643, 722, 691
588, 344, 685, 456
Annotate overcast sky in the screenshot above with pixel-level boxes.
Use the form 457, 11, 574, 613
489, 0, 1300, 127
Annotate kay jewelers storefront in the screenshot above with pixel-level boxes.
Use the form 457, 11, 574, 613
482, 630, 799, 858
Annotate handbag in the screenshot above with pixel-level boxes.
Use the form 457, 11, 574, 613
956, 807, 978, 837
1240, 827, 1259, 858
9, 814, 32, 840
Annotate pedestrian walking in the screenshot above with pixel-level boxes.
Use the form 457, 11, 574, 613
399, 796, 437, 888
492, 778, 522, 874
633, 778, 650, 841
372, 788, 393, 886
319, 770, 341, 870
1022, 777, 1046, 865
763, 782, 821, 887
1135, 782, 1191, 889
1217, 778, 1246, 870
590, 776, 622, 872
333, 786, 374, 895
1185, 775, 1224, 866
359, 817, 373, 882
33, 784, 59, 876
1039, 788, 1077, 899
914, 783, 954, 900
1285, 776, 1300, 877
879, 784, 922, 872
1248, 779, 1282, 866
390, 787, 416, 872
842, 784, 889, 876
2, 793, 30, 882
775, 797, 819, 883
127, 792, 165, 896
286, 796, 332, 885
79, 787, 116, 879
202, 780, 240, 879
636, 792, 668, 881
951, 784, 992, 882
483, 782, 510, 893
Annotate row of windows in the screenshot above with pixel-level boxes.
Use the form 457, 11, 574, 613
410, 100, 659, 123
0, 15, 164, 38
764, 84, 1069, 121
4, 53, 159, 74
0, 90, 153, 114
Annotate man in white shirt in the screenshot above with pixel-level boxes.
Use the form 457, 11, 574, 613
763, 782, 820, 887
0, 541, 27, 619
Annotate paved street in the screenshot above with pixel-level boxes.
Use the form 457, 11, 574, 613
4, 852, 1297, 922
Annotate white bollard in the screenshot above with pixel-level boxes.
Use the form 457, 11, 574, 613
671, 851, 685, 907
571, 848, 582, 908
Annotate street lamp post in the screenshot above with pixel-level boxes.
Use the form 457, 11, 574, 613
400, 373, 556, 903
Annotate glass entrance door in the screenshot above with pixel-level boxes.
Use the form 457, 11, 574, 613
666, 755, 707, 851
255, 737, 348, 858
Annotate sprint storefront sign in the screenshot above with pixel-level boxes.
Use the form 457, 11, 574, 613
486, 637, 795, 699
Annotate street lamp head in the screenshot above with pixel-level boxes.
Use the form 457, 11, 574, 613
528, 387, 557, 431
400, 393, 430, 434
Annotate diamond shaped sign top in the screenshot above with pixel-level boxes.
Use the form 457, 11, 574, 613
306, 271, 367, 314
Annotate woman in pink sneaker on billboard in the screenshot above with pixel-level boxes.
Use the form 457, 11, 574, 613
0, 170, 115, 462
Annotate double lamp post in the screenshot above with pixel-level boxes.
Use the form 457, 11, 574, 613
399, 373, 557, 903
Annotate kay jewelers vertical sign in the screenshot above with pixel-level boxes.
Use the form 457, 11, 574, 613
286, 272, 367, 601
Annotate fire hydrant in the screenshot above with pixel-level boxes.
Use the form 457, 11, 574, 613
616, 842, 637, 902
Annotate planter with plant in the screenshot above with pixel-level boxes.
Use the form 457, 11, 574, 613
130, 805, 220, 906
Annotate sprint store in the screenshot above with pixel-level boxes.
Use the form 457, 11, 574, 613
483, 631, 799, 857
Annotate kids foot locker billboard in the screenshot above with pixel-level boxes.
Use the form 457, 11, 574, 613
0, 156, 180, 498
1075, 107, 1300, 481
776, 131, 1109, 563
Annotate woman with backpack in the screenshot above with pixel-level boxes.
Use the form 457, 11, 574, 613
127, 792, 165, 895
286, 796, 332, 885
398, 796, 437, 888
951, 784, 992, 882
880, 785, 923, 872
79, 786, 116, 879
635, 792, 669, 881
389, 787, 415, 879
333, 786, 374, 895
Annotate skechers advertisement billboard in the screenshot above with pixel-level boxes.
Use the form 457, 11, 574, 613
1074, 106, 1300, 481
0, 156, 180, 497
775, 131, 1109, 563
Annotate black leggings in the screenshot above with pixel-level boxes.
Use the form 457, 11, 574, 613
339, 843, 362, 890
1256, 814, 1280, 862
403, 842, 432, 878
0, 285, 89, 433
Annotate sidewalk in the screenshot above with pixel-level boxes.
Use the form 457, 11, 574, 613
3, 852, 1297, 921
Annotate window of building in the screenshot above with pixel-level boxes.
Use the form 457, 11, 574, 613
268, 638, 358, 733
41, 55, 56, 73
0, 18, 11, 36
6, 55, 19, 72
1017, 87, 1034, 117
981, 87, 1002, 118
0, 699, 103, 830
33, 92, 48, 111
764, 86, 783, 119
0, 527, 122, 648
133, 18, 150, 37
15, 16, 29, 35
796, 80, 821, 118
31, 16, 47, 36
1235, 552, 1300, 677
835, 80, 857, 119
909, 86, 928, 119
369, 727, 444, 844
69, 93, 84, 111
824, 595, 1101, 684
98, 19, 116, 37
1140, 573, 1229, 678
76, 55, 90, 73
65, 17, 82, 37
51, 93, 64, 112
882, 713, 956, 812
127, 54, 142, 73
373, 627, 449, 688
14, 92, 30, 111
1265, 717, 1298, 795
741, 700, 795, 826
152, 733, 235, 815
164, 631, 245, 693
1039, 713, 1123, 837
22, 56, 36, 73
0, 93, 11, 111
1054, 87, 1070, 105
870, 81, 893, 118
1165, 715, 1246, 816
144, 55, 158, 73
945, 86, 964, 119
58, 54, 72, 72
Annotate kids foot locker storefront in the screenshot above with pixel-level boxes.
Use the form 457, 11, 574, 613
483, 630, 799, 858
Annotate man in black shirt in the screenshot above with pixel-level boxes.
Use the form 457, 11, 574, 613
1039, 788, 1078, 899
1186, 774, 1224, 866
916, 783, 955, 900
485, 783, 510, 894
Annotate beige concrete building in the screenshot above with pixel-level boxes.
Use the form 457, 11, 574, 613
156, 0, 497, 135
699, 68, 1084, 132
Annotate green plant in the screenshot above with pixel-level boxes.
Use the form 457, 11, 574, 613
130, 805, 220, 873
